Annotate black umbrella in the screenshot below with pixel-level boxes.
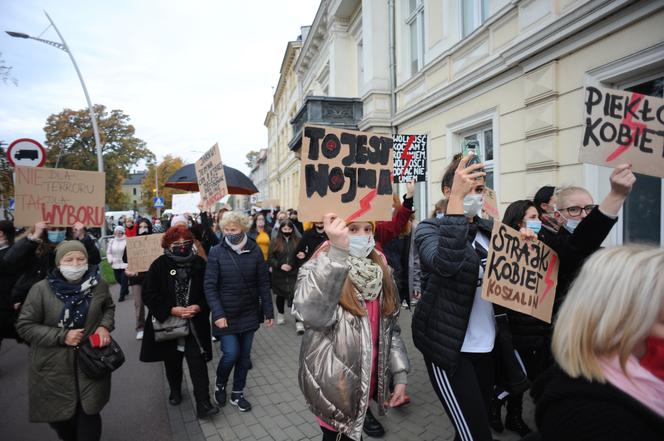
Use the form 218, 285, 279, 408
164, 163, 258, 195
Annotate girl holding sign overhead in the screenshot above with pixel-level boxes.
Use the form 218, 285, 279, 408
412, 153, 536, 441
294, 214, 410, 441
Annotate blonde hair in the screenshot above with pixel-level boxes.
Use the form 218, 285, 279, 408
554, 186, 592, 209
218, 211, 252, 232
552, 245, 664, 382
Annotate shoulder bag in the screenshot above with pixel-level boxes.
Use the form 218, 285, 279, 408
77, 338, 125, 379
152, 279, 191, 342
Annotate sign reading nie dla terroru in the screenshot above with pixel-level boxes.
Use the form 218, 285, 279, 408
298, 125, 394, 222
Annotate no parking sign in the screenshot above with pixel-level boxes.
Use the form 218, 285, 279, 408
7, 138, 46, 167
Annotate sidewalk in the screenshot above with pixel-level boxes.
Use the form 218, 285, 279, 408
172, 304, 532, 441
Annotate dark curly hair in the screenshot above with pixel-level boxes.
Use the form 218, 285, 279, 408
161, 225, 194, 249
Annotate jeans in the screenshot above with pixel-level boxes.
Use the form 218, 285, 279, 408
215, 330, 255, 392
113, 269, 129, 299
163, 334, 210, 403
49, 404, 102, 441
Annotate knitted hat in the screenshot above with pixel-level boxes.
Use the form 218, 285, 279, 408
171, 214, 188, 227
55, 240, 88, 265
114, 225, 125, 234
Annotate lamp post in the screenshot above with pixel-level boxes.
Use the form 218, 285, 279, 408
6, 11, 104, 172
154, 160, 161, 218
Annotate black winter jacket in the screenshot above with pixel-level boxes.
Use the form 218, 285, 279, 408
0, 245, 26, 339
532, 365, 664, 441
507, 207, 617, 351
268, 237, 299, 300
204, 239, 273, 336
140, 254, 212, 363
294, 228, 327, 264
412, 215, 493, 374
5, 235, 101, 305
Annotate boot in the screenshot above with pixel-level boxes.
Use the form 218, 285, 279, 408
362, 408, 385, 437
168, 390, 182, 406
196, 400, 220, 418
505, 394, 532, 436
489, 396, 504, 433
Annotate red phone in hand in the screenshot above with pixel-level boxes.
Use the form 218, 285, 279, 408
89, 333, 101, 348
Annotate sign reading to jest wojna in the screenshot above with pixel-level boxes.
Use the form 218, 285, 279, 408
481, 222, 559, 323
298, 125, 393, 222
392, 134, 427, 183
13, 166, 105, 227
579, 85, 664, 178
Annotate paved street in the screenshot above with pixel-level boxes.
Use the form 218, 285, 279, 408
1, 282, 533, 441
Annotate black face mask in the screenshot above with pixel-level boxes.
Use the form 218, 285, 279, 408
171, 243, 193, 257
226, 232, 245, 245
282, 231, 292, 237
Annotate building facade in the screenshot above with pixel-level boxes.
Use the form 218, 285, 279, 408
249, 148, 269, 208
122, 171, 147, 212
267, 0, 664, 246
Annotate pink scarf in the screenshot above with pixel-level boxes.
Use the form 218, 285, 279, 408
599, 355, 664, 417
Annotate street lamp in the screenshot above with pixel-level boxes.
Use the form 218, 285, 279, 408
6, 11, 104, 172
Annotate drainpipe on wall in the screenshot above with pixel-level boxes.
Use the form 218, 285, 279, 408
387, 0, 397, 125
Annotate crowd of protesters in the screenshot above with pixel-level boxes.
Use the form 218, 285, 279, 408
1, 153, 663, 441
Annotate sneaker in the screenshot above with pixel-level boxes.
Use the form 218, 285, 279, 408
136, 330, 144, 340
214, 385, 227, 407
196, 400, 219, 419
295, 321, 305, 335
229, 392, 252, 412
276, 313, 285, 325
401, 300, 409, 309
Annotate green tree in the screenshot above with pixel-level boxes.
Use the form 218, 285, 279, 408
43, 105, 155, 210
140, 155, 187, 215
245, 150, 260, 169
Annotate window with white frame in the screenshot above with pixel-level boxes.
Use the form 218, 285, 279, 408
462, 0, 489, 37
407, 0, 425, 76
460, 125, 494, 189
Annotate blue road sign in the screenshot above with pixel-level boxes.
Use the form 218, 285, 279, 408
153, 197, 165, 208
9, 198, 15, 211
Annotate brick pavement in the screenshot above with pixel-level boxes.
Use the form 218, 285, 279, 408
171, 302, 533, 441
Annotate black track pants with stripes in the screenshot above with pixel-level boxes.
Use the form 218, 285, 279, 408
425, 353, 495, 441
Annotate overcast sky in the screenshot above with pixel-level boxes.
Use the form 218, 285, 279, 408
0, 1, 319, 173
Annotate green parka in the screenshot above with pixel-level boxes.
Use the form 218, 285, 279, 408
16, 277, 115, 422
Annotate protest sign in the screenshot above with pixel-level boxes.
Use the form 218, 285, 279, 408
195, 143, 228, 209
171, 192, 201, 214
13, 166, 105, 227
579, 85, 664, 178
392, 134, 427, 183
481, 222, 559, 323
482, 187, 499, 220
298, 125, 394, 222
126, 233, 165, 273
258, 199, 280, 209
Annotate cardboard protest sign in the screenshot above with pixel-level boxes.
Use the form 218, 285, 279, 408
172, 193, 201, 214
482, 187, 499, 220
13, 166, 105, 227
298, 125, 394, 222
126, 233, 165, 273
481, 222, 559, 323
195, 143, 228, 209
258, 199, 280, 209
579, 85, 664, 178
392, 134, 427, 183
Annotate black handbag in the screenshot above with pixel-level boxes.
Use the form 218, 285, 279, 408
77, 338, 126, 379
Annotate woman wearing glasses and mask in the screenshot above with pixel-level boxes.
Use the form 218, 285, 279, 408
140, 226, 219, 419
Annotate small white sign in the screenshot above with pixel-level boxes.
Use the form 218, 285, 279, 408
171, 193, 201, 214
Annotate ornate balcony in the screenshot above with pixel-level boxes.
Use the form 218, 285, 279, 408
288, 96, 363, 152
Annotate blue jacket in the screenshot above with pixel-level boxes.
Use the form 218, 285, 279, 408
204, 238, 273, 336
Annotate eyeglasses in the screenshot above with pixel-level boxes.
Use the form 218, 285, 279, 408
171, 240, 193, 247
559, 205, 597, 216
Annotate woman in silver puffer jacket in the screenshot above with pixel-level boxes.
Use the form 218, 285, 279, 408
294, 214, 410, 441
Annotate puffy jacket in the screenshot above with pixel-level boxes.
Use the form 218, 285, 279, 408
16, 277, 115, 422
412, 215, 493, 374
204, 239, 273, 336
294, 246, 410, 441
507, 207, 617, 351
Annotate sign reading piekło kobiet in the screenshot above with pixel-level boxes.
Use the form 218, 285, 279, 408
298, 125, 394, 222
392, 134, 427, 183
579, 85, 664, 178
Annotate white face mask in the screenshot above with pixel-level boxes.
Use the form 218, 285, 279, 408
463, 194, 483, 218
60, 265, 88, 282
348, 234, 375, 258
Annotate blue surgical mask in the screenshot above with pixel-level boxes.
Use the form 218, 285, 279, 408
526, 219, 542, 234
564, 218, 581, 234
348, 235, 375, 258
47, 230, 66, 244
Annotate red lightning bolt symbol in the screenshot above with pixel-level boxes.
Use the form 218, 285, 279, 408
540, 254, 557, 303
399, 135, 415, 178
346, 189, 378, 222
606, 92, 647, 162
